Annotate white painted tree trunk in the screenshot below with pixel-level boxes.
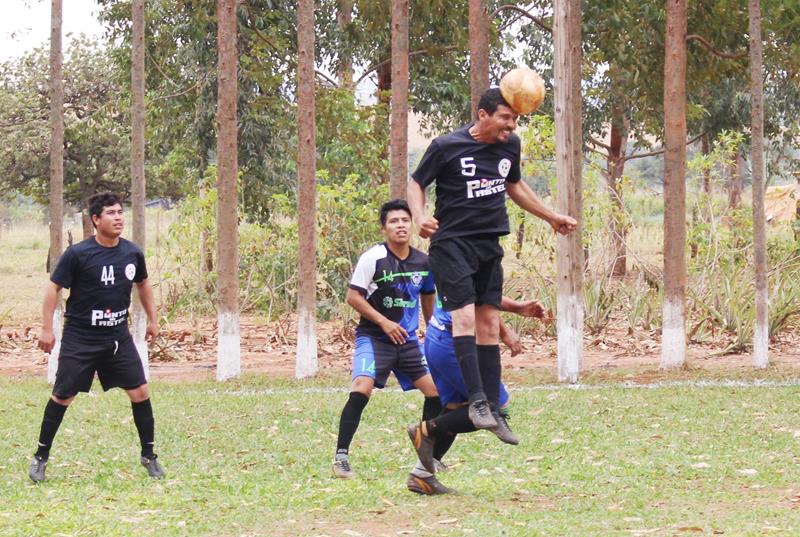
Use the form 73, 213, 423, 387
295, 305, 317, 379
217, 311, 241, 381
661, 298, 686, 368
557, 294, 583, 383
132, 304, 149, 380
47, 305, 62, 384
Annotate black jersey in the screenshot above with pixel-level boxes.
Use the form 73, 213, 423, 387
349, 243, 435, 342
412, 124, 522, 241
51, 237, 148, 338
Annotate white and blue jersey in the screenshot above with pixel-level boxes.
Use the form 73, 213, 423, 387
425, 296, 510, 407
349, 243, 436, 343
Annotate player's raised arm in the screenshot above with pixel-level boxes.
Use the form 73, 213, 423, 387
506, 180, 577, 235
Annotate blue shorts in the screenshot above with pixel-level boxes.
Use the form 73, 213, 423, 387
352, 336, 429, 390
424, 324, 509, 408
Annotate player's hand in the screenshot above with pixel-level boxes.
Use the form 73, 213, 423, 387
417, 217, 439, 239
516, 300, 545, 319
380, 319, 409, 345
549, 213, 577, 235
501, 326, 523, 356
145, 320, 159, 343
38, 328, 56, 353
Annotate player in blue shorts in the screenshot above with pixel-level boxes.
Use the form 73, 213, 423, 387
332, 200, 446, 492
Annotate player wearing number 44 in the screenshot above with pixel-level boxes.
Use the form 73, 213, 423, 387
28, 192, 164, 483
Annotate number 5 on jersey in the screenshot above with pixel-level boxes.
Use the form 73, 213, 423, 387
460, 157, 476, 176
101, 265, 115, 285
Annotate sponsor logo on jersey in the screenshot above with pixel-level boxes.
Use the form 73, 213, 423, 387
466, 177, 506, 199
91, 308, 128, 327
125, 263, 137, 281
498, 158, 512, 178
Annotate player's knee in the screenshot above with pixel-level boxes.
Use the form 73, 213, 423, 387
350, 377, 374, 398
51, 394, 74, 406
126, 384, 149, 403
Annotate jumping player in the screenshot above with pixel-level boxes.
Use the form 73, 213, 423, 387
332, 199, 443, 488
29, 192, 163, 483
407, 87, 576, 437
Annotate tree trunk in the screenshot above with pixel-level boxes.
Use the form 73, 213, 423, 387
701, 132, 712, 195
216, 0, 241, 381
389, 0, 409, 200
296, 0, 318, 378
131, 0, 149, 379
661, 0, 688, 369
47, 0, 64, 385
337, 0, 353, 88
728, 150, 743, 210
749, 0, 768, 368
607, 107, 628, 278
554, 0, 584, 383
469, 0, 489, 119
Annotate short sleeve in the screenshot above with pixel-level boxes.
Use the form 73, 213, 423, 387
506, 136, 522, 184
134, 249, 148, 283
411, 140, 444, 188
349, 252, 376, 295
50, 247, 77, 289
421, 270, 436, 294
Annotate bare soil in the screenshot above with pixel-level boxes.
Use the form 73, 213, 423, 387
1, 315, 799, 383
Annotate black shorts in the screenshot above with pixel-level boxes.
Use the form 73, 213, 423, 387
429, 236, 504, 311
53, 331, 147, 399
352, 336, 429, 390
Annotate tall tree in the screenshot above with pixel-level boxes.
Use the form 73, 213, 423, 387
554, 0, 584, 383
468, 0, 489, 118
661, 0, 688, 369
216, 0, 241, 381
337, 0, 354, 88
749, 0, 768, 368
389, 0, 408, 200
131, 0, 149, 378
296, 0, 318, 378
46, 0, 64, 384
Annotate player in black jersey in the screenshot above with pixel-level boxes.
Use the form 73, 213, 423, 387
331, 200, 447, 493
408, 87, 576, 439
28, 192, 164, 483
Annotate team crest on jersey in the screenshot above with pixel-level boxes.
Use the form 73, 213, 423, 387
383, 296, 394, 309
498, 158, 512, 178
125, 263, 136, 281
411, 272, 423, 286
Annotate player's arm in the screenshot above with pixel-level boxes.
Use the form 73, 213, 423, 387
345, 288, 408, 345
420, 292, 435, 327
500, 296, 545, 318
499, 318, 523, 356
39, 281, 62, 353
506, 180, 577, 235
407, 181, 438, 239
135, 278, 159, 342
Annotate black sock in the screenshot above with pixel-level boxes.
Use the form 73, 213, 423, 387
35, 399, 68, 460
453, 335, 485, 402
477, 344, 502, 409
131, 399, 156, 459
422, 396, 442, 421
432, 408, 457, 461
427, 405, 477, 439
336, 391, 369, 455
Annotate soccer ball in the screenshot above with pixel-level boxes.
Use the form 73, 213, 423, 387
499, 68, 545, 115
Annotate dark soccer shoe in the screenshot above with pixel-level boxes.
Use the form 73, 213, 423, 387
468, 399, 497, 429
28, 455, 47, 483
489, 410, 519, 445
406, 473, 456, 495
406, 423, 436, 474
140, 455, 165, 479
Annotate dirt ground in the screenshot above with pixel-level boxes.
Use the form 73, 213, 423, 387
2, 314, 799, 383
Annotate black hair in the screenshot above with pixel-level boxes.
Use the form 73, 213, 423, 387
88, 191, 122, 227
477, 87, 511, 117
379, 198, 411, 226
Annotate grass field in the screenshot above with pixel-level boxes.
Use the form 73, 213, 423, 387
3, 376, 800, 536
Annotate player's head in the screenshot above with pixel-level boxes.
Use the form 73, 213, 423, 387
89, 191, 124, 236
476, 87, 518, 143
379, 199, 411, 245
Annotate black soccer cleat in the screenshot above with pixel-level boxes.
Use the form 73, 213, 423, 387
140, 455, 165, 479
468, 398, 497, 429
489, 409, 519, 445
407, 423, 436, 474
28, 455, 47, 483
406, 473, 456, 495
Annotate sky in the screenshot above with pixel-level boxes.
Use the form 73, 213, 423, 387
0, 0, 104, 62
